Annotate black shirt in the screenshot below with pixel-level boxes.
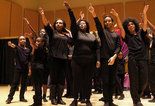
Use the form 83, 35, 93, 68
123, 30, 148, 60
93, 17, 121, 60
44, 24, 72, 59
151, 37, 155, 63
15, 46, 31, 70
68, 9, 100, 63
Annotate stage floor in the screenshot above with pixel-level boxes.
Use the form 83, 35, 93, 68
0, 85, 155, 106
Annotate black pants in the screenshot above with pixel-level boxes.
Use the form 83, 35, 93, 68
149, 63, 155, 97
65, 59, 73, 96
71, 58, 95, 100
101, 59, 117, 103
115, 73, 124, 95
8, 69, 28, 100
128, 59, 148, 104
50, 57, 67, 100
32, 64, 44, 105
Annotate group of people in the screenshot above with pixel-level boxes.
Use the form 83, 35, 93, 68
5, 0, 155, 106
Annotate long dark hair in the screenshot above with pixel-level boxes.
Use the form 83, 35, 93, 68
103, 15, 114, 29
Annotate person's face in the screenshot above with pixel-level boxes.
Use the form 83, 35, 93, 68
104, 17, 114, 29
79, 20, 87, 31
127, 22, 136, 33
36, 37, 44, 47
18, 36, 26, 46
40, 29, 46, 37
55, 19, 64, 31
118, 52, 123, 59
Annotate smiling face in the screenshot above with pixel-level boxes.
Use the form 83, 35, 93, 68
79, 20, 87, 31
18, 36, 26, 46
104, 16, 114, 29
127, 22, 136, 34
35, 37, 44, 47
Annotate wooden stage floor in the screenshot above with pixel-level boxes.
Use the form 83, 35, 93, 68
0, 85, 155, 106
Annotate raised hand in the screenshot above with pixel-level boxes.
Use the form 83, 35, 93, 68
64, 0, 70, 9
110, 9, 118, 17
143, 5, 149, 14
8, 41, 16, 48
88, 3, 95, 14
88, 3, 96, 17
80, 11, 84, 20
39, 7, 45, 15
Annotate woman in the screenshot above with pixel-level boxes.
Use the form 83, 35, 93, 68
122, 5, 149, 106
64, 1, 100, 106
39, 7, 72, 105
28, 35, 47, 106
88, 4, 121, 106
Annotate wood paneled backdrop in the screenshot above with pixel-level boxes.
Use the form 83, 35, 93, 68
0, 0, 155, 39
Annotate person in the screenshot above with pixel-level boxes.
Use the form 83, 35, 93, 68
115, 51, 125, 100
64, 1, 100, 106
27, 34, 48, 106
88, 4, 122, 106
24, 18, 50, 102
6, 36, 31, 104
39, 7, 72, 105
121, 5, 149, 106
146, 19, 155, 102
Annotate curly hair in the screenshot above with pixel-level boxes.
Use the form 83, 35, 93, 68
123, 18, 140, 34
76, 19, 90, 33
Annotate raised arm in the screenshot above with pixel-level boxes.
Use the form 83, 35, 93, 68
64, 0, 78, 39
76, 11, 85, 23
23, 17, 38, 37
39, 7, 49, 26
147, 19, 155, 33
88, 3, 104, 38
142, 5, 149, 32
110, 9, 125, 39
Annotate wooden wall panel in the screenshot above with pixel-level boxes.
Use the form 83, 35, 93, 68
0, 0, 11, 38
24, 9, 39, 35
88, 4, 105, 31
105, 3, 124, 22
39, 11, 54, 30
10, 2, 23, 37
125, 1, 144, 20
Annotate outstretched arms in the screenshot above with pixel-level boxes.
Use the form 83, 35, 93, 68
110, 9, 125, 39
142, 5, 149, 32
39, 7, 49, 26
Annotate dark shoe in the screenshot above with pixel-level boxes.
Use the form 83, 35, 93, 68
148, 98, 155, 102
70, 100, 78, 106
99, 97, 105, 101
104, 102, 109, 106
80, 99, 86, 103
133, 102, 143, 106
141, 95, 151, 99
51, 99, 57, 105
86, 100, 92, 106
20, 98, 28, 102
29, 103, 42, 106
42, 94, 48, 102
57, 99, 66, 105
118, 94, 125, 100
43, 98, 48, 102
63, 93, 69, 97
6, 98, 12, 104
